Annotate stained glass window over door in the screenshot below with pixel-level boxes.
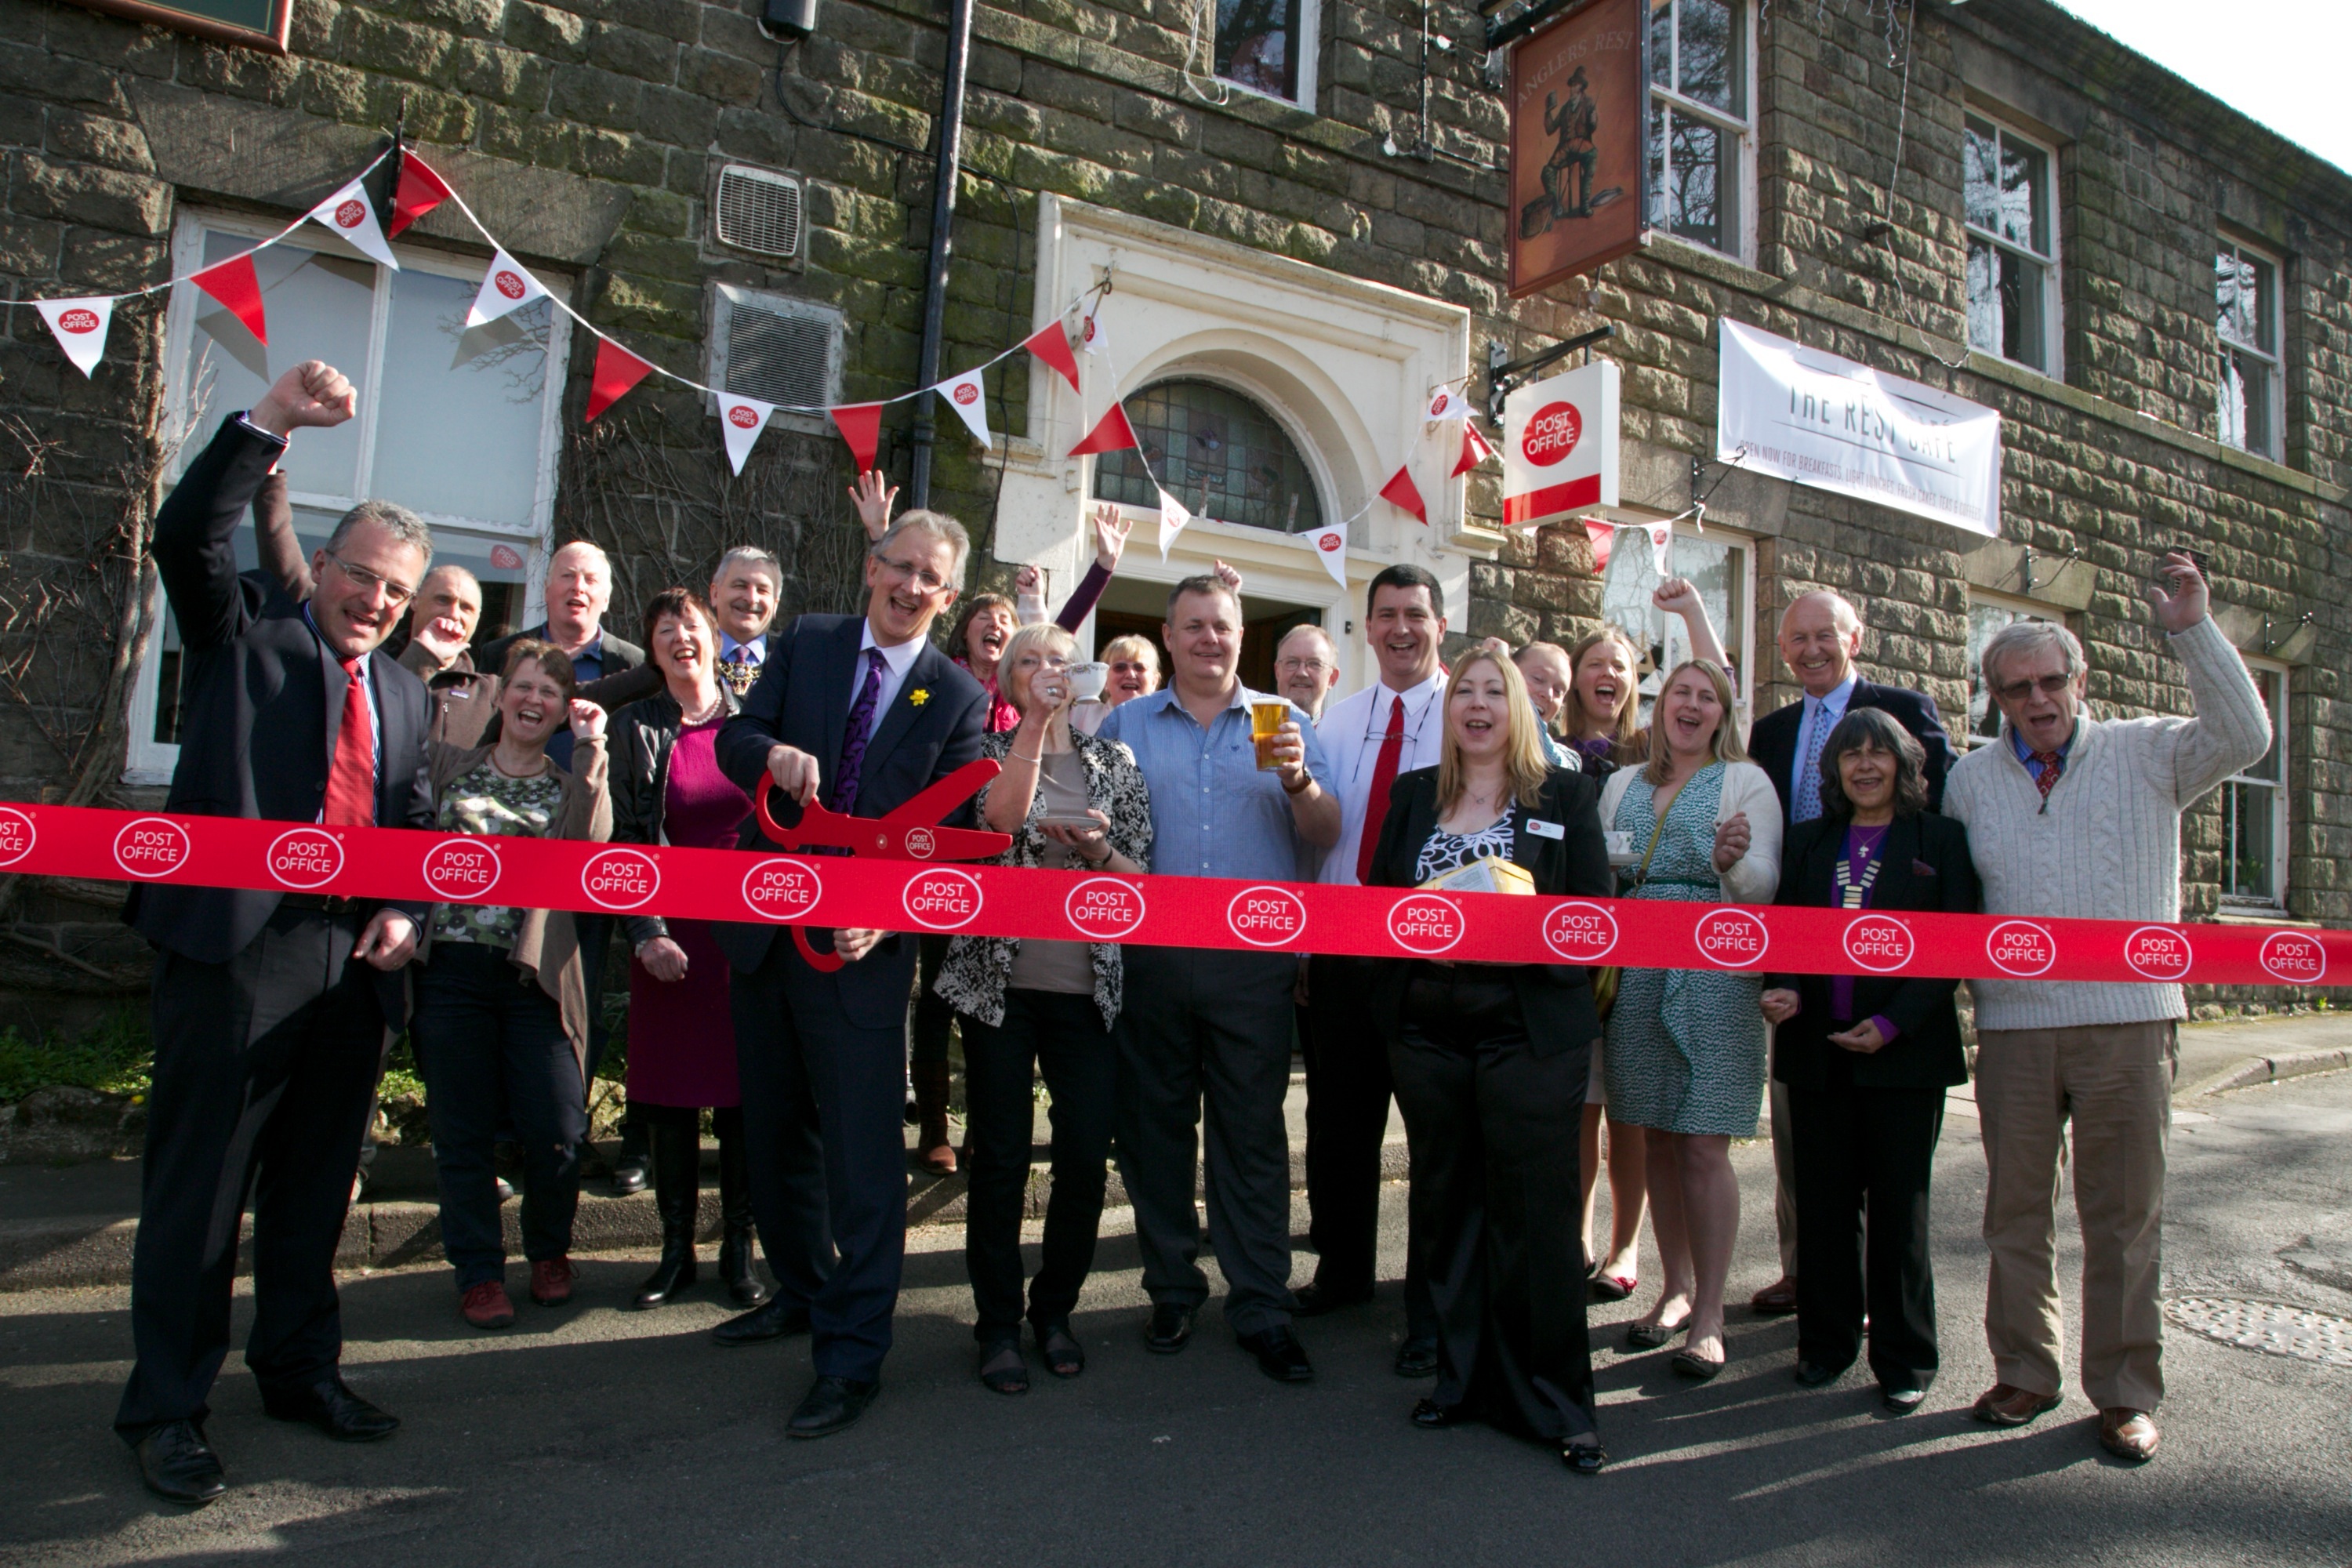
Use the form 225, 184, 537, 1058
1092, 379, 1327, 535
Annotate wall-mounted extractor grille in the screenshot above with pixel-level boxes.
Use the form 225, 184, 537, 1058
710, 285, 840, 412
714, 165, 804, 260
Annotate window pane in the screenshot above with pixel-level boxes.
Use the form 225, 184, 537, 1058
1651, 0, 1673, 90
1647, 100, 1670, 228
1964, 120, 2000, 233
2002, 249, 2047, 369
1216, 0, 1298, 100
1965, 602, 2025, 739
1998, 133, 2047, 253
2216, 247, 2274, 355
1599, 529, 1744, 715
1966, 238, 2000, 354
1092, 379, 1324, 534
1676, 0, 1739, 114
2241, 670, 2281, 782
190, 234, 372, 500
2223, 780, 2277, 902
1666, 115, 1722, 250
372, 268, 554, 528
418, 525, 535, 650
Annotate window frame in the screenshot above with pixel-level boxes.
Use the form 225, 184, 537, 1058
126, 209, 574, 785
1962, 111, 2063, 377
1088, 372, 1333, 537
2219, 658, 2288, 909
1961, 588, 2062, 749
1211, 0, 1323, 112
1645, 0, 1759, 267
2214, 235, 2285, 462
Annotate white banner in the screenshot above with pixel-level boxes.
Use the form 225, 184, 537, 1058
717, 394, 775, 475
1502, 360, 1618, 528
935, 368, 991, 448
1716, 318, 2002, 537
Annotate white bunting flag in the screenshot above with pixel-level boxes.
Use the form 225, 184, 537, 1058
1424, 387, 1469, 423
1080, 303, 1109, 358
1647, 523, 1673, 576
1156, 487, 1191, 559
717, 394, 775, 476
465, 249, 547, 328
935, 368, 991, 448
35, 296, 113, 378
307, 177, 399, 270
1303, 524, 1349, 589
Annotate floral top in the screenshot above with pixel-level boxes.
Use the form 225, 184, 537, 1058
933, 728, 1154, 1029
430, 759, 565, 949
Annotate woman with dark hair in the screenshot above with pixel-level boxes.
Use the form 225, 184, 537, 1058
609, 587, 770, 1312
1363, 650, 1613, 1474
1761, 706, 1980, 1413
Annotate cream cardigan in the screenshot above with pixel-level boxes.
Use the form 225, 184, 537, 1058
1597, 757, 1783, 906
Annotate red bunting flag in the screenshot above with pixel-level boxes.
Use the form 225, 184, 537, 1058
1068, 401, 1138, 458
1024, 321, 1081, 394
584, 338, 653, 423
1582, 517, 1614, 570
1378, 463, 1428, 524
387, 152, 453, 238
830, 402, 884, 472
192, 254, 267, 345
1452, 422, 1494, 477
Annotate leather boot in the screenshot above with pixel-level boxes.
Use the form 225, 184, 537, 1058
715, 1112, 771, 1308
631, 1118, 700, 1309
913, 1062, 956, 1175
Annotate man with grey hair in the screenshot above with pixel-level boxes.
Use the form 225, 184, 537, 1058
480, 537, 643, 772
1274, 622, 1341, 724
710, 545, 785, 695
1944, 551, 2268, 1464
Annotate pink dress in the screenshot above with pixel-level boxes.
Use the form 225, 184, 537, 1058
625, 716, 752, 1109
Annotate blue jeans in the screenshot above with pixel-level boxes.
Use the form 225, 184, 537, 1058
415, 942, 585, 1290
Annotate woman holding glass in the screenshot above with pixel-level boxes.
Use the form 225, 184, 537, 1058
1598, 658, 1780, 1380
935, 623, 1152, 1395
1363, 650, 1613, 1474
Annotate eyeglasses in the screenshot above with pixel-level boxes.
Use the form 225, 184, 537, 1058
1276, 658, 1333, 677
874, 555, 949, 594
1994, 673, 2074, 702
1109, 661, 1152, 677
325, 551, 417, 607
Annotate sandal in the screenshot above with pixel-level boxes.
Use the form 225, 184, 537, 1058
1036, 1322, 1086, 1379
1625, 1317, 1690, 1350
1590, 1273, 1638, 1303
978, 1339, 1029, 1396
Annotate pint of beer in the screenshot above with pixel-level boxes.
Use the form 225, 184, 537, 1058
1250, 699, 1290, 771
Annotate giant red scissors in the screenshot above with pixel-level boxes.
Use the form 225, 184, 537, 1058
753, 757, 1013, 971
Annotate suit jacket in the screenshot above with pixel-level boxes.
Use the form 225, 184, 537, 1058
1765, 811, 1980, 1092
124, 416, 435, 975
1748, 679, 1956, 826
1363, 767, 1613, 1059
477, 622, 644, 685
712, 613, 989, 1025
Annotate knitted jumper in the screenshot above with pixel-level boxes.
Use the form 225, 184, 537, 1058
1943, 615, 2271, 1032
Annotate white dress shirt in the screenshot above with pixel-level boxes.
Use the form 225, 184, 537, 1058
1316, 670, 1450, 886
854, 619, 926, 719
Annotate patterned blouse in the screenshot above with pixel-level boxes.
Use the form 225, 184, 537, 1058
933, 728, 1154, 1029
1414, 811, 1519, 883
430, 759, 565, 949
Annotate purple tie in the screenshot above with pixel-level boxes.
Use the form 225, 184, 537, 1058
828, 648, 886, 814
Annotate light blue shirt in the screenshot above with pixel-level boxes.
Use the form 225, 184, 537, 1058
2009, 722, 2074, 780
720, 631, 766, 666
1096, 684, 1333, 881
1791, 671, 1860, 823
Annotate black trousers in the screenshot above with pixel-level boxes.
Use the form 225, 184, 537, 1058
115, 907, 387, 1439
1305, 953, 1436, 1335
1788, 1075, 1945, 1389
909, 933, 954, 1070
1388, 968, 1596, 1445
960, 989, 1116, 1341
412, 942, 586, 1290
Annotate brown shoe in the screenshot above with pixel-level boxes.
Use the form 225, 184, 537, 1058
2099, 1407, 2159, 1462
529, 1257, 576, 1306
1750, 1277, 1798, 1316
1971, 1383, 2062, 1426
460, 1280, 516, 1330
913, 1062, 957, 1176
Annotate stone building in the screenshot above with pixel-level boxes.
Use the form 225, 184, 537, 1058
0, 0, 2343, 1018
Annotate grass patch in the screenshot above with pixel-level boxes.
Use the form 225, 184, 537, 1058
0, 1008, 154, 1104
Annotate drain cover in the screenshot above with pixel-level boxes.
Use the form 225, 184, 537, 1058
2164, 1298, 2352, 1367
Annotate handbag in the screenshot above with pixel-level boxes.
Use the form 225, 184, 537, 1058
1591, 804, 1671, 1022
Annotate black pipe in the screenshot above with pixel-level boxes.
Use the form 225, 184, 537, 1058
908, 0, 973, 508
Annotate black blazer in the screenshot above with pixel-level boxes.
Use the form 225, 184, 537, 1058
608, 684, 743, 949
1363, 767, 1613, 1059
123, 417, 434, 975
1765, 811, 1980, 1092
477, 622, 644, 684
1747, 680, 1956, 827
713, 613, 989, 1025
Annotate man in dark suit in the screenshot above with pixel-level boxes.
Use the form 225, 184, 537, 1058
477, 539, 644, 771
712, 510, 989, 1439
115, 361, 436, 1505
1742, 588, 1957, 1317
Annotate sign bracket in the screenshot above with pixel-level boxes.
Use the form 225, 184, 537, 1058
1486, 324, 1615, 421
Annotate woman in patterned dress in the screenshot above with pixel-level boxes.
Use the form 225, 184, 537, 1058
412, 640, 612, 1330
1597, 658, 1781, 1379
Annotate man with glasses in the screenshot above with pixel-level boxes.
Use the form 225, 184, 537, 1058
115, 361, 438, 1504
1275, 623, 1342, 724
713, 510, 989, 1439
1945, 553, 2267, 1465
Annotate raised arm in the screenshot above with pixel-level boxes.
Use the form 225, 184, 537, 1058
251, 470, 314, 602
1053, 503, 1131, 632
1653, 576, 1729, 670
2146, 554, 2271, 804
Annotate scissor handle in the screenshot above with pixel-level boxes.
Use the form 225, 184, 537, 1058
755, 778, 814, 851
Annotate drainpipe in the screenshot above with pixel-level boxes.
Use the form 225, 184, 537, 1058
907, 0, 973, 509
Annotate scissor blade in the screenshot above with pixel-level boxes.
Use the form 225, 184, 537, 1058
880, 757, 1002, 827
888, 824, 1012, 862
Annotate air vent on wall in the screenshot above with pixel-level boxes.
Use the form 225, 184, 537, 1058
710, 285, 840, 413
714, 165, 804, 260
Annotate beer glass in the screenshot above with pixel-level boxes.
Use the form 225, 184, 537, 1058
1251, 699, 1290, 771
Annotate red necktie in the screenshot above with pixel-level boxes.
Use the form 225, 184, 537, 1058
323, 656, 377, 826
1355, 693, 1407, 885
2032, 750, 2064, 801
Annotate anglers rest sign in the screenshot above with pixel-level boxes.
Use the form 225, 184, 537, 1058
1510, 0, 1649, 298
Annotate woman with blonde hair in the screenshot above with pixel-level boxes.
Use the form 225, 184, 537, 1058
1362, 650, 1614, 1473
1598, 658, 1780, 1379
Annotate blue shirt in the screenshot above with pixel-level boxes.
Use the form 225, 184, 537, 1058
540, 628, 605, 773
1096, 684, 1333, 882
1791, 671, 1860, 823
2009, 723, 2074, 781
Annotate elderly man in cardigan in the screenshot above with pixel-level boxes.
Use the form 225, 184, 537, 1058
1944, 551, 2268, 1465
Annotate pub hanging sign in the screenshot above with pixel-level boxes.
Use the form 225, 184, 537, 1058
1508, 0, 1650, 299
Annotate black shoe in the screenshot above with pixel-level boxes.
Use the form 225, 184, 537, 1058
1393, 1334, 1439, 1378
133, 1420, 225, 1505
714, 1120, 771, 1308
1410, 1398, 1469, 1429
1145, 1303, 1196, 1355
711, 1297, 811, 1348
1292, 1280, 1374, 1318
1562, 1439, 1608, 1475
260, 1377, 400, 1443
1794, 1359, 1845, 1388
1238, 1326, 1314, 1383
787, 1374, 878, 1439
1881, 1385, 1927, 1414
633, 1118, 701, 1309
609, 1156, 648, 1196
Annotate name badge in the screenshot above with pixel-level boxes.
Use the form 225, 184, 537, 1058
1525, 818, 1565, 840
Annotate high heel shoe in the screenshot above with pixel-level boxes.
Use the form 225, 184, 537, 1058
714, 1109, 771, 1308
631, 1119, 700, 1309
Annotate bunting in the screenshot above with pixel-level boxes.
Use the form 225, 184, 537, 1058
717, 394, 776, 476
586, 339, 653, 423
1069, 402, 1139, 459
192, 255, 267, 345
830, 402, 884, 473
35, 297, 112, 379
935, 367, 991, 448
465, 248, 546, 328
387, 154, 452, 237
1378, 463, 1428, 525
1025, 321, 1081, 393
1156, 488, 1191, 558
305, 176, 398, 270
1303, 523, 1350, 588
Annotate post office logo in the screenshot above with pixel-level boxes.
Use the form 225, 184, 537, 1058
113, 817, 190, 879
742, 857, 822, 921
423, 837, 502, 900
494, 269, 527, 299
0, 806, 35, 868
1317, 532, 1342, 554
335, 198, 366, 229
2259, 930, 2328, 985
728, 404, 760, 429
904, 826, 937, 860
57, 308, 101, 335
1227, 885, 1307, 948
1522, 401, 1583, 466
904, 867, 983, 930
1542, 901, 1618, 962
953, 381, 980, 405
1842, 914, 1914, 974
1388, 893, 1465, 956
266, 827, 344, 891
1693, 908, 1769, 967
1065, 877, 1145, 940
2122, 925, 2192, 982
581, 848, 660, 912
1984, 919, 2056, 977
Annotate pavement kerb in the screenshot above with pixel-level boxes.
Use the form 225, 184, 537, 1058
2186, 1045, 2352, 1100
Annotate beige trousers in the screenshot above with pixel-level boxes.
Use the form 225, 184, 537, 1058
1974, 1020, 2175, 1413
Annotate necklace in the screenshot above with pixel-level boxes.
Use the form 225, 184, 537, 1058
1834, 831, 1886, 909
680, 686, 725, 725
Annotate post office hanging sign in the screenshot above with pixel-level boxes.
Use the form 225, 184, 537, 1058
1502, 359, 1620, 528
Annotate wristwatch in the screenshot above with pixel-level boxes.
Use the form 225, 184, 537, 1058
1282, 764, 1315, 797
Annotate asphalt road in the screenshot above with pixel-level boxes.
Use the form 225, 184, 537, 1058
4, 1069, 2348, 1567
